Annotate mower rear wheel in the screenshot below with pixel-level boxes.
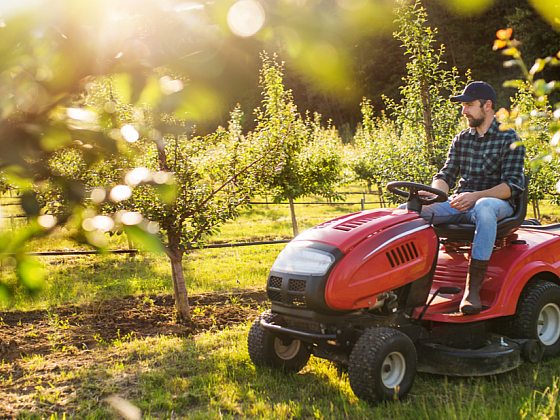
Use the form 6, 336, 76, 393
247, 310, 310, 372
509, 279, 560, 358
348, 327, 417, 404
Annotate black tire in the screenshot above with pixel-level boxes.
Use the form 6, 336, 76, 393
247, 310, 310, 372
508, 279, 560, 358
348, 327, 417, 404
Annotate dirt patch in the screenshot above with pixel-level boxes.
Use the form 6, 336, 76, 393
0, 289, 269, 364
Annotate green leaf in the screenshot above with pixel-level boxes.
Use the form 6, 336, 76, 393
502, 80, 526, 89
112, 73, 132, 104
17, 258, 44, 291
153, 183, 177, 204
530, 58, 547, 75
123, 225, 165, 253
0, 284, 11, 304
138, 76, 162, 107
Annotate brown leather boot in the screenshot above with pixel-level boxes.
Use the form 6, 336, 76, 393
460, 258, 490, 315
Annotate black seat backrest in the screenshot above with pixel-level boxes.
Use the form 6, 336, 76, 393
432, 175, 528, 241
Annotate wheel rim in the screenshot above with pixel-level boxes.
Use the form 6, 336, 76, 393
381, 351, 406, 389
538, 303, 560, 346
274, 338, 301, 360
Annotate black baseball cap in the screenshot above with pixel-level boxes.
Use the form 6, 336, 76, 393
450, 81, 497, 104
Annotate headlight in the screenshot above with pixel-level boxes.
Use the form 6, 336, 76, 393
271, 241, 335, 275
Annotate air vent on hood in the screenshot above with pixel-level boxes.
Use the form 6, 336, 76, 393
385, 241, 419, 268
333, 215, 378, 232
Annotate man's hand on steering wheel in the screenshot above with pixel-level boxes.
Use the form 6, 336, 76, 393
386, 181, 448, 206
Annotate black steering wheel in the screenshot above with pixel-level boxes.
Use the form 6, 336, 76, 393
386, 181, 448, 208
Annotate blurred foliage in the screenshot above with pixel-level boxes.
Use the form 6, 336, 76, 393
492, 27, 560, 203
421, 0, 560, 111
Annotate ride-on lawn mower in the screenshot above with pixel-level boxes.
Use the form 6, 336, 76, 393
247, 180, 560, 404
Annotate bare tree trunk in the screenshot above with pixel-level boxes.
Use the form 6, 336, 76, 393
288, 196, 299, 237
167, 231, 191, 323
420, 79, 435, 163
170, 254, 191, 323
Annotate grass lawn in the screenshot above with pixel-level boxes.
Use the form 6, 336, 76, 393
5, 323, 560, 419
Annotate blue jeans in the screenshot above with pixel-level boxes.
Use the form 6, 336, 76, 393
418, 197, 513, 261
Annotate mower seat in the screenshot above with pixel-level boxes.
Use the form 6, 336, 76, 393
432, 175, 528, 242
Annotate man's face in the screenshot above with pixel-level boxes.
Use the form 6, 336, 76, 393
461, 100, 486, 128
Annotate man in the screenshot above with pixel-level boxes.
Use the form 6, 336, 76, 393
422, 81, 525, 315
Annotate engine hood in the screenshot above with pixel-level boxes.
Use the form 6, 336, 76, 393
294, 208, 420, 253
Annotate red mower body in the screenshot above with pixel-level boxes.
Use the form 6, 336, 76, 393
248, 182, 560, 405
293, 208, 560, 321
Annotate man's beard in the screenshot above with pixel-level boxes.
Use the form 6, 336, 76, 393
466, 114, 485, 128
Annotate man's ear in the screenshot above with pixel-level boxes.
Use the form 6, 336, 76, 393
485, 100, 493, 111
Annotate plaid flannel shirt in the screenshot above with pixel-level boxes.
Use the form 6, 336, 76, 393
434, 117, 525, 210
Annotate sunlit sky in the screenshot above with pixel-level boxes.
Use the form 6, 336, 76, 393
0, 0, 264, 38
0, 0, 45, 18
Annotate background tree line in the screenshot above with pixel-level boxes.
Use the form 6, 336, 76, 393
187, 0, 560, 138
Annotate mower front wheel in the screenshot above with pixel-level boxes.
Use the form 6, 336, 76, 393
247, 310, 310, 372
348, 327, 417, 404
510, 279, 560, 358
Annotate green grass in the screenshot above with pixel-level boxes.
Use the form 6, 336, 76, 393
8, 323, 560, 419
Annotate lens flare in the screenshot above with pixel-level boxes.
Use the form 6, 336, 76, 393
91, 215, 114, 232
125, 167, 152, 186
110, 185, 132, 202
121, 211, 143, 226
121, 124, 139, 143
38, 214, 57, 229
227, 0, 265, 38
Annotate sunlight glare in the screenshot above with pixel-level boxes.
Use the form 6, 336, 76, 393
38, 214, 57, 229
91, 215, 114, 232
121, 211, 143, 226
147, 221, 160, 234
91, 188, 106, 204
125, 167, 152, 186
66, 108, 97, 123
110, 185, 132, 202
227, 0, 265, 38
121, 124, 139, 143
160, 76, 184, 95
153, 171, 174, 184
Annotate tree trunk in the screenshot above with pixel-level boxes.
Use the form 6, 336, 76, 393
170, 254, 191, 323
167, 231, 191, 323
420, 78, 435, 163
288, 196, 299, 237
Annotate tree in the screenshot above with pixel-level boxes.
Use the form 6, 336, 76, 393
43, 71, 283, 322
492, 28, 560, 205
258, 55, 344, 236
386, 0, 468, 168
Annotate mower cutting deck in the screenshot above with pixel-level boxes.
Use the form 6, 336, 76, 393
247, 181, 560, 404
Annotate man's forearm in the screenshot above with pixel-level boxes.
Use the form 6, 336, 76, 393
431, 179, 450, 194
471, 182, 511, 200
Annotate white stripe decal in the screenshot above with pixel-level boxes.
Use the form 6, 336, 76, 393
362, 225, 430, 261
